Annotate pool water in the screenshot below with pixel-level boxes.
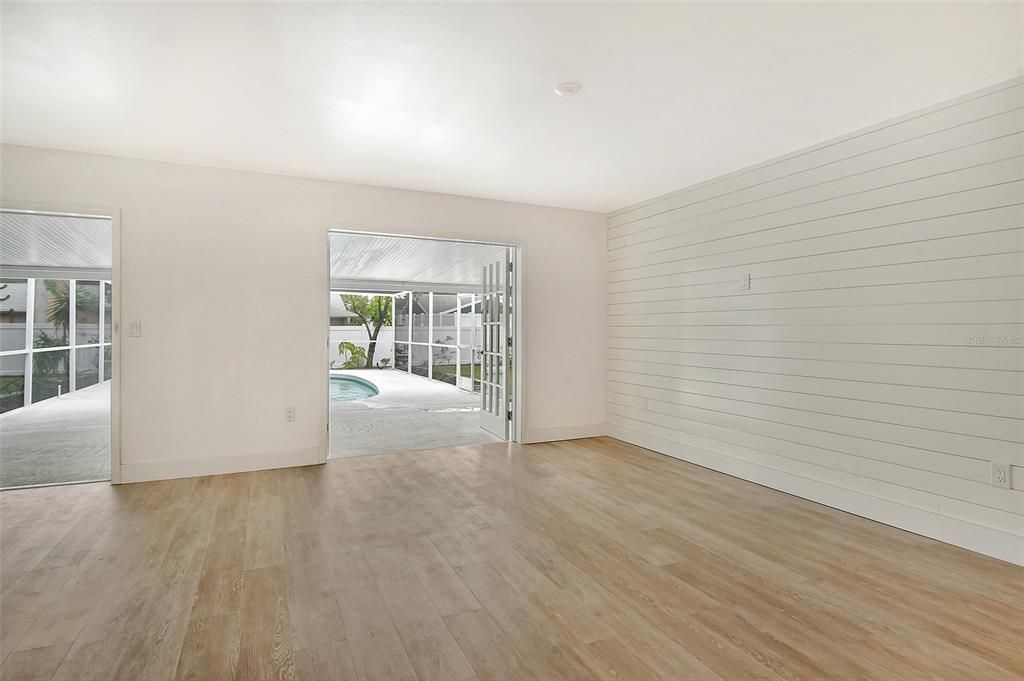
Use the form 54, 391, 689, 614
330, 375, 379, 402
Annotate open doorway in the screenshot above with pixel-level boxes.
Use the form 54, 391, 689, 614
327, 231, 519, 458
0, 209, 118, 488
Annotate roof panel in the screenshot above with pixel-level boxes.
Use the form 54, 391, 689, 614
329, 233, 505, 287
0, 212, 112, 269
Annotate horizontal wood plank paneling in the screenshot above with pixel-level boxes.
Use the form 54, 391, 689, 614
608, 221, 1024, 293
607, 367, 1024, 419
609, 80, 1024, 229
606, 78, 1024, 565
610, 144, 1022, 260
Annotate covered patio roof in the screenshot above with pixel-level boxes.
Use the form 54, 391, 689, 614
0, 212, 112, 280
329, 232, 505, 293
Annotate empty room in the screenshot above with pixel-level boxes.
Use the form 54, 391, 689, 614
0, 2, 1021, 681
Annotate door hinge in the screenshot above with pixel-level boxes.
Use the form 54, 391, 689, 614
507, 336, 512, 348
508, 261, 513, 273
507, 410, 513, 421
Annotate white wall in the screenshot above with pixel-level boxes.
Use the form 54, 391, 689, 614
1, 144, 607, 481
605, 78, 1024, 565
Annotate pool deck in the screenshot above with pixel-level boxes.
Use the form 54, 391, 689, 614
330, 369, 502, 458
0, 382, 110, 489
0, 371, 499, 487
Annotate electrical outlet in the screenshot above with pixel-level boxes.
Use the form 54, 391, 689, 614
991, 462, 1011, 489
741, 273, 751, 291
284, 407, 296, 422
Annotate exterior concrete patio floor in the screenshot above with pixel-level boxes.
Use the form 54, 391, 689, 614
0, 381, 110, 489
330, 369, 502, 458
0, 371, 499, 487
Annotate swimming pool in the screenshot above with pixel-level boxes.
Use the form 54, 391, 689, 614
330, 374, 380, 402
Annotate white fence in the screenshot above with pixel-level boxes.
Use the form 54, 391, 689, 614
328, 326, 395, 368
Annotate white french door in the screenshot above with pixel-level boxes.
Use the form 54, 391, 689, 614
479, 249, 510, 439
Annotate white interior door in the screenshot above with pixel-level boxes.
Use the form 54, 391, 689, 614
479, 249, 510, 439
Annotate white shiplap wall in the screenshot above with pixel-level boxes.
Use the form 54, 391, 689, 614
605, 78, 1024, 565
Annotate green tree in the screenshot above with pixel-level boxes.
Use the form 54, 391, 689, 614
340, 294, 393, 368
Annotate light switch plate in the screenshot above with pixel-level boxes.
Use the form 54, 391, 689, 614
128, 321, 142, 337
741, 273, 751, 291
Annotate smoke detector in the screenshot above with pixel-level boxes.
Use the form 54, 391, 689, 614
554, 81, 582, 97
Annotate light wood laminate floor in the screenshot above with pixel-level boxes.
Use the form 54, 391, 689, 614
1, 437, 1021, 681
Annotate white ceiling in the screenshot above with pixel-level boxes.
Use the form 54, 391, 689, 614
2, 2, 1021, 212
0, 211, 112, 270
330, 232, 504, 287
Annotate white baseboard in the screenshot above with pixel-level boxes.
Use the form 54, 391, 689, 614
119, 446, 323, 484
524, 422, 606, 444
608, 424, 1024, 567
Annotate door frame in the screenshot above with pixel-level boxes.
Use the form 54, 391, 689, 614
0, 202, 123, 485
323, 228, 523, 462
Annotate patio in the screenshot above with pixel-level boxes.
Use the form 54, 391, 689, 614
0, 381, 110, 488
329, 369, 501, 458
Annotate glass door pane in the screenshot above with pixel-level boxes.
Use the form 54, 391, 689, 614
76, 347, 101, 389
411, 344, 429, 377
0, 278, 28, 352
394, 342, 409, 372
432, 345, 457, 385
33, 280, 70, 348
32, 349, 69, 402
103, 282, 112, 342
394, 292, 410, 343
432, 293, 457, 347
0, 353, 27, 413
411, 292, 430, 343
76, 281, 101, 345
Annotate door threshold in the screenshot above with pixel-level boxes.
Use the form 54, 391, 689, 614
1, 477, 111, 492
